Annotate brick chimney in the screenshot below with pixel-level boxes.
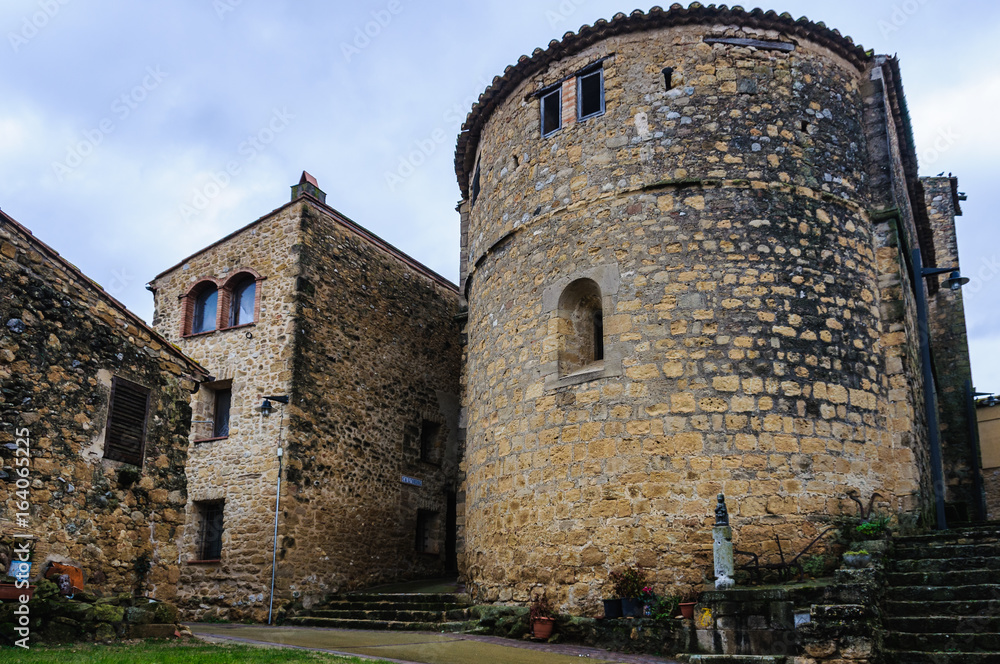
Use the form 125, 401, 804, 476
291, 171, 326, 204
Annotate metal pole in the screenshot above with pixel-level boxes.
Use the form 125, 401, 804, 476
912, 248, 948, 530
267, 408, 285, 624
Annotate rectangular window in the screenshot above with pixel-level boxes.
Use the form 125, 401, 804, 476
197, 500, 224, 561
416, 509, 437, 554
470, 159, 481, 207
420, 420, 442, 464
541, 88, 561, 137
213, 388, 231, 438
103, 377, 151, 466
578, 68, 604, 120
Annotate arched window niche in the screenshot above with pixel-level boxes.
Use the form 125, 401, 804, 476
189, 281, 219, 335
541, 263, 621, 389
558, 278, 604, 376
227, 274, 257, 327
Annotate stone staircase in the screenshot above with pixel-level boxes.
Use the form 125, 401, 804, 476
883, 525, 1000, 664
286, 591, 474, 632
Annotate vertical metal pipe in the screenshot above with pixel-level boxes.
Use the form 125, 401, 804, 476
912, 248, 948, 530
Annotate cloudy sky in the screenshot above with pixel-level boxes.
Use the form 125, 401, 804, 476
2, 0, 998, 390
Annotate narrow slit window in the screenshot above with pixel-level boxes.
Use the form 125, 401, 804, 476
541, 88, 561, 137
578, 69, 604, 120
593, 309, 604, 361
213, 388, 231, 438
470, 159, 481, 207
662, 67, 674, 91
197, 500, 224, 561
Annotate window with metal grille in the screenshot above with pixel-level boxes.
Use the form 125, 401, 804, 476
103, 377, 151, 466
197, 500, 224, 560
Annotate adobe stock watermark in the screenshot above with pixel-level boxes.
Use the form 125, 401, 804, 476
878, 0, 935, 38
960, 255, 1000, 299
341, 0, 403, 63
8, 0, 72, 53
546, 0, 588, 28
213, 0, 243, 20
51, 66, 168, 181
11, 425, 32, 648
105, 268, 134, 299
919, 126, 959, 167
384, 77, 493, 191
178, 108, 294, 222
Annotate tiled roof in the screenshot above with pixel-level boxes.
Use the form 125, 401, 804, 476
454, 3, 873, 195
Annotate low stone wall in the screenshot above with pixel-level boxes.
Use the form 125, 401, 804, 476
0, 578, 187, 646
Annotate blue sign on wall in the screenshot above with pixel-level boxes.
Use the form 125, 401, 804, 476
401, 475, 422, 487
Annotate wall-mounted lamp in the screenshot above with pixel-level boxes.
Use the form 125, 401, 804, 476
259, 395, 290, 416
921, 265, 969, 292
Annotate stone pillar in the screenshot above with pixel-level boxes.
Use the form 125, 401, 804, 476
713, 494, 735, 589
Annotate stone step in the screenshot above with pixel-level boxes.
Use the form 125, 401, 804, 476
339, 592, 470, 604
894, 527, 1000, 545
884, 630, 1000, 652
887, 569, 1000, 587
884, 651, 1000, 664
887, 584, 1000, 602
687, 656, 786, 664
312, 600, 469, 612
885, 599, 1000, 617
893, 542, 1000, 560
287, 616, 473, 632
305, 608, 469, 622
886, 615, 1000, 633
891, 556, 1000, 572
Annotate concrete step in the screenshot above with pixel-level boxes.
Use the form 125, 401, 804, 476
884, 631, 1000, 652
885, 599, 1000, 617
305, 608, 469, 622
891, 556, 1000, 572
893, 542, 1000, 560
340, 592, 470, 604
887, 569, 1000, 587
885, 615, 1000, 633
687, 657, 786, 664
312, 600, 469, 612
887, 584, 1000, 602
884, 651, 1000, 664
286, 616, 473, 632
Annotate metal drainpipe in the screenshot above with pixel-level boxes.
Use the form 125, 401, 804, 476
912, 247, 948, 530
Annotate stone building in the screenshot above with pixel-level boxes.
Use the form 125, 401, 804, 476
148, 174, 462, 620
978, 401, 1000, 520
0, 210, 209, 601
453, 5, 979, 612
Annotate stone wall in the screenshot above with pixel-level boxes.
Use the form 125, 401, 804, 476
151, 191, 462, 619
979, 404, 1000, 520
456, 15, 937, 613
0, 212, 206, 602
150, 203, 303, 620
924, 176, 979, 521
283, 202, 462, 601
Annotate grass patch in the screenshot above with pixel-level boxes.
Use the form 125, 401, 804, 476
7, 640, 394, 664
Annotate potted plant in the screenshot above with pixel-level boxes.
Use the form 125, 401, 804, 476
610, 566, 646, 618
649, 592, 680, 622
529, 592, 555, 640
843, 549, 872, 568
678, 593, 697, 620
602, 595, 623, 619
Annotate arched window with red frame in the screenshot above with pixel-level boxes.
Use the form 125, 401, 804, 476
229, 274, 256, 327
191, 283, 218, 334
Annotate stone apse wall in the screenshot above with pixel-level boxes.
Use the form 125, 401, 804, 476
151, 193, 461, 620
0, 212, 207, 601
455, 8, 943, 613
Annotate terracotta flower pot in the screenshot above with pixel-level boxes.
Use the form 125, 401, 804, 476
679, 601, 696, 619
531, 616, 555, 639
0, 583, 34, 600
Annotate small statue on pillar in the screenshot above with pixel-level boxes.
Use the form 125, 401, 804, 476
712, 493, 735, 589
715, 493, 729, 527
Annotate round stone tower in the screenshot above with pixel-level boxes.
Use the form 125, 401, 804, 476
455, 5, 904, 612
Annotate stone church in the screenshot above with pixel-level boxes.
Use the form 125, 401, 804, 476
0, 4, 983, 622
